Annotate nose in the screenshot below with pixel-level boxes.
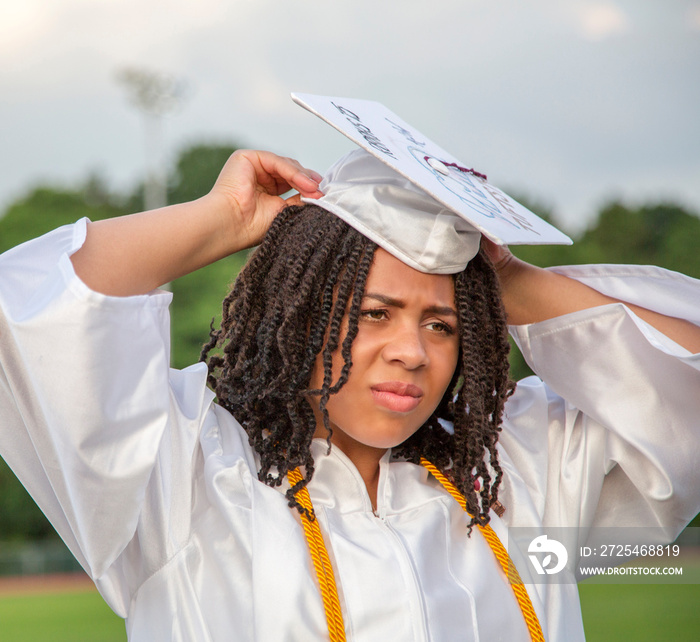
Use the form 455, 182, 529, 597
381, 323, 429, 370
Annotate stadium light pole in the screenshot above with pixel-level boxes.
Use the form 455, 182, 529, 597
116, 68, 186, 354
116, 68, 186, 211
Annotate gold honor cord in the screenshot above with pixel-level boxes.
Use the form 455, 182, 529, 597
289, 460, 544, 642
287, 467, 347, 642
419, 458, 545, 642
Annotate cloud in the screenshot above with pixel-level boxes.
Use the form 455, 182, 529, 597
0, 2, 54, 58
689, 5, 700, 30
574, 2, 631, 40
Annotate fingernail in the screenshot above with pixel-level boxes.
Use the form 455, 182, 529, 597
298, 173, 319, 187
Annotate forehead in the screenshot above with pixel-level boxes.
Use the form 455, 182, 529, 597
364, 248, 456, 306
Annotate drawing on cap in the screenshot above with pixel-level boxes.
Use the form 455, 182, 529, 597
406, 145, 534, 233
292, 92, 573, 248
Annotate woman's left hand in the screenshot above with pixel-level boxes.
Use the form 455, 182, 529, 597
480, 236, 524, 295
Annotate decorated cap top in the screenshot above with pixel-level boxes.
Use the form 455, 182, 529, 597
294, 92, 571, 273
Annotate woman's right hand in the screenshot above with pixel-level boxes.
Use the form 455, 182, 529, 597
71, 150, 323, 296
210, 150, 323, 252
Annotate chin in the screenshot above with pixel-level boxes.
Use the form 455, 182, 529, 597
354, 428, 419, 450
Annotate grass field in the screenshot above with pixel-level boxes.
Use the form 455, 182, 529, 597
0, 582, 698, 640
0, 589, 125, 641
579, 583, 700, 640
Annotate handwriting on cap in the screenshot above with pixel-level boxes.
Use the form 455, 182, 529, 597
331, 102, 398, 159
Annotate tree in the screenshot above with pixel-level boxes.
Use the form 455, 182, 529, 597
0, 186, 126, 254
0, 463, 58, 541
514, 200, 700, 277
168, 143, 239, 204
578, 202, 700, 277
166, 143, 248, 369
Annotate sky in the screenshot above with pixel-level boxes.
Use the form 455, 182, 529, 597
1, 0, 699, 232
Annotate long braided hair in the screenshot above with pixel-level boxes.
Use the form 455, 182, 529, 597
201, 203, 515, 528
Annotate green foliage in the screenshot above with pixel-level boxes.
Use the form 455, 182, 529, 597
168, 142, 239, 205
508, 336, 535, 381
512, 201, 700, 278
580, 202, 700, 277
165, 142, 245, 369
0, 187, 126, 254
113, 142, 241, 214
0, 465, 59, 541
170, 251, 250, 369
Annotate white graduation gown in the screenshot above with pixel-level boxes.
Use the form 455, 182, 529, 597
1, 219, 699, 642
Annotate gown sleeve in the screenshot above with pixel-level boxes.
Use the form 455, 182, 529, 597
499, 264, 700, 541
0, 219, 220, 615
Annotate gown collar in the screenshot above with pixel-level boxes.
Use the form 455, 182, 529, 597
306, 438, 448, 518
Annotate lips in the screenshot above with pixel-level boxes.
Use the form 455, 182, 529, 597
370, 381, 424, 413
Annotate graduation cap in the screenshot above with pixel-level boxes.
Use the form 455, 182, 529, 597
293, 92, 572, 275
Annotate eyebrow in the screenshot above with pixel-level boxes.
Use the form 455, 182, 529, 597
363, 292, 458, 317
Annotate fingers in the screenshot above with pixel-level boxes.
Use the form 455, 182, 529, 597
291, 171, 324, 199
480, 235, 499, 262
480, 235, 509, 263
240, 150, 324, 200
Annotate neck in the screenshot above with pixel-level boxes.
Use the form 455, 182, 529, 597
316, 430, 387, 511
344, 445, 385, 512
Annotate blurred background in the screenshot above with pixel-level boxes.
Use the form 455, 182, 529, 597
1, 1, 699, 639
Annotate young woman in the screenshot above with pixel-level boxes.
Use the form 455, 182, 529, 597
1, 149, 699, 641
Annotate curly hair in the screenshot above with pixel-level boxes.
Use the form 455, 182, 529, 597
201, 203, 515, 529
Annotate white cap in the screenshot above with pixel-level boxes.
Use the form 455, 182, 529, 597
293, 92, 572, 273
304, 149, 481, 274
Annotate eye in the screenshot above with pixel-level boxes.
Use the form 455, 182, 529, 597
425, 320, 455, 335
360, 308, 388, 322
